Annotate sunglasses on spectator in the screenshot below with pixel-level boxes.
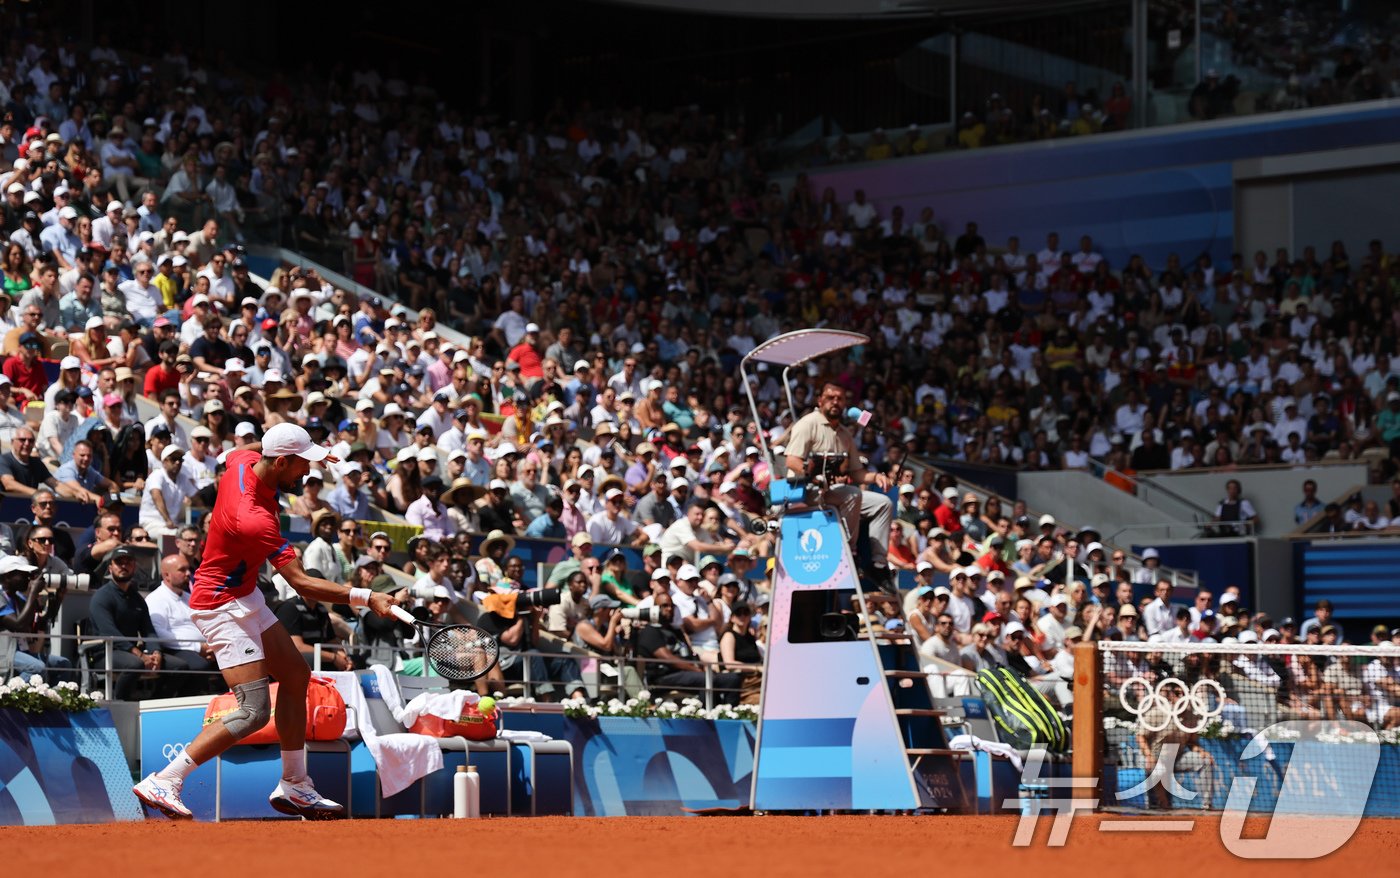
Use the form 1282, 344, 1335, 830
341, 526, 362, 534
30, 536, 53, 544
371, 543, 391, 552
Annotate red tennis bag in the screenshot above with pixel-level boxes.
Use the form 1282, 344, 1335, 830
408, 702, 498, 741
203, 676, 347, 745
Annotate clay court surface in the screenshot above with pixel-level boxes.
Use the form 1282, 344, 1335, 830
9, 814, 1400, 876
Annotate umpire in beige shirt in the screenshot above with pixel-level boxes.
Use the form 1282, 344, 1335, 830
784, 381, 894, 589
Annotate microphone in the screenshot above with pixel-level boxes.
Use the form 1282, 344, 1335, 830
845, 407, 873, 428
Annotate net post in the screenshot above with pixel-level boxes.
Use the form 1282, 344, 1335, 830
1071, 641, 1103, 803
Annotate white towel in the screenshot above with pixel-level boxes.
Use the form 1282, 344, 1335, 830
947, 733, 1024, 772
319, 670, 443, 798
398, 689, 481, 728
369, 663, 407, 723
497, 729, 552, 743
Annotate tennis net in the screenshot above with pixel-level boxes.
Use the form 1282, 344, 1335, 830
1094, 641, 1400, 815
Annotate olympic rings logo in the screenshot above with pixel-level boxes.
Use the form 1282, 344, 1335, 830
162, 742, 186, 760
1118, 676, 1225, 734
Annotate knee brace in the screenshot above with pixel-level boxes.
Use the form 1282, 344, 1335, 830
221, 677, 272, 740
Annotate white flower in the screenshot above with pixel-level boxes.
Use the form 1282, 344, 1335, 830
28, 675, 42, 687
661, 701, 679, 712
90, 692, 104, 702
636, 690, 651, 701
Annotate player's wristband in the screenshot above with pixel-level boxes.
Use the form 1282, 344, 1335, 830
349, 587, 372, 609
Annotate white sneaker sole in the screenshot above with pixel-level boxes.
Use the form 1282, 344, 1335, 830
269, 795, 346, 820
133, 783, 193, 820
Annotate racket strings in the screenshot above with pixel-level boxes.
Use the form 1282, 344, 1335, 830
427, 626, 499, 679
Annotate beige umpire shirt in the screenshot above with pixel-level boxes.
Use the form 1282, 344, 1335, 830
784, 410, 867, 482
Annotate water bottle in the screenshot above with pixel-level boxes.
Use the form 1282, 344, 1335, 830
453, 766, 469, 818
466, 764, 481, 818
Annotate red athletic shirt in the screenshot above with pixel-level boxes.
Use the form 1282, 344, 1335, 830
189, 448, 298, 610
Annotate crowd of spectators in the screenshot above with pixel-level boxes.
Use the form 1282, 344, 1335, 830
0, 15, 1395, 707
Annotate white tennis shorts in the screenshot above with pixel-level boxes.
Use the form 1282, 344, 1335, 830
190, 588, 281, 670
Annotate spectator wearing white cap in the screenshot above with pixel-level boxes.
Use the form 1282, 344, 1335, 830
326, 461, 371, 521
1037, 593, 1071, 652
586, 486, 644, 546
1132, 546, 1161, 585
933, 486, 963, 537
945, 567, 979, 640
140, 444, 197, 537
40, 205, 82, 270
374, 403, 411, 462
895, 482, 921, 524
635, 378, 667, 431
669, 562, 724, 662
506, 323, 544, 383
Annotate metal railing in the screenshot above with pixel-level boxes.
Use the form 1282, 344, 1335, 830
1104, 520, 1255, 544
2, 631, 762, 709
1087, 456, 1217, 523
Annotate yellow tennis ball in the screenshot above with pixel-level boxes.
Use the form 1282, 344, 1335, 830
477, 697, 496, 715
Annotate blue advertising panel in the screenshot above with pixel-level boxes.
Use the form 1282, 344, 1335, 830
0, 708, 142, 825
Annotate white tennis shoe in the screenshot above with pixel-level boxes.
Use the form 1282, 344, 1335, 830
133, 773, 194, 820
269, 776, 346, 820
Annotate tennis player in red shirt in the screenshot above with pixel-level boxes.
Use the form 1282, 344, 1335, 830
133, 422, 397, 819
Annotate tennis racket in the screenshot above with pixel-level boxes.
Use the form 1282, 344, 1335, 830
390, 605, 501, 681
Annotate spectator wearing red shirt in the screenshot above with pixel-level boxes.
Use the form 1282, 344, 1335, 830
933, 486, 963, 538
975, 536, 1013, 576
4, 332, 47, 402
507, 322, 544, 381
144, 341, 182, 398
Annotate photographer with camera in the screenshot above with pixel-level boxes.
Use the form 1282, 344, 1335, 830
0, 555, 74, 683
574, 588, 625, 656
633, 591, 742, 705
476, 584, 559, 701
784, 382, 894, 592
